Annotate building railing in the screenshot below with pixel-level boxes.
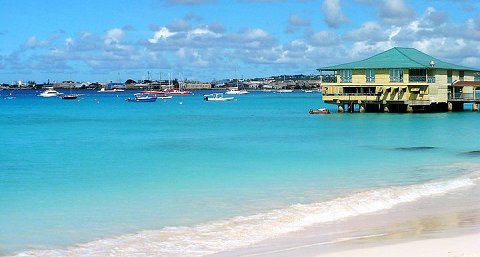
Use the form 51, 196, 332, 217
409, 76, 436, 83
323, 93, 378, 97
390, 77, 403, 83
406, 100, 431, 106
321, 75, 337, 83
449, 93, 476, 100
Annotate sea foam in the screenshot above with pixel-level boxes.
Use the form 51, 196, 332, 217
10, 169, 479, 257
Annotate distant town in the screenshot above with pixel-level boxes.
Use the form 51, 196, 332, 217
0, 74, 322, 91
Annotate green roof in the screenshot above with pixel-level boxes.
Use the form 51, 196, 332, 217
318, 47, 478, 71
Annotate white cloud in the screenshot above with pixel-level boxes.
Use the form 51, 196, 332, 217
149, 27, 177, 43
25, 36, 49, 48
286, 14, 312, 33
65, 38, 74, 47
344, 22, 387, 42
104, 28, 125, 45
322, 0, 348, 28
309, 31, 340, 46
288, 14, 311, 27
378, 0, 416, 25
188, 27, 221, 39
5, 2, 480, 82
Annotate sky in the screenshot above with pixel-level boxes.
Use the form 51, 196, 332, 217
1, 0, 480, 83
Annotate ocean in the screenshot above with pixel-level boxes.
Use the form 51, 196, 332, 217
0, 89, 479, 256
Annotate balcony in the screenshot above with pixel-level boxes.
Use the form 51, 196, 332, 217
322, 92, 380, 102
321, 75, 337, 83
409, 76, 436, 83
449, 93, 476, 100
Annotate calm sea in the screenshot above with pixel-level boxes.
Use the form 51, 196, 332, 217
0, 89, 479, 256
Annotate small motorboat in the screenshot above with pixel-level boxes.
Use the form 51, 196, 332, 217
164, 88, 192, 95
61, 94, 79, 100
141, 90, 165, 95
225, 88, 249, 95
98, 88, 124, 93
126, 93, 157, 102
204, 93, 234, 101
38, 87, 63, 97
158, 94, 173, 100
309, 108, 331, 114
276, 89, 293, 93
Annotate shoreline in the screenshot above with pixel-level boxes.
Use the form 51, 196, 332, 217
212, 179, 480, 257
6, 168, 480, 257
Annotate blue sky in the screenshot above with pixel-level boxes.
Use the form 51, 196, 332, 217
1, 0, 480, 83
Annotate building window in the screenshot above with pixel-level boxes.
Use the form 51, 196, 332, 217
366, 69, 375, 83
447, 70, 453, 84
409, 69, 426, 82
389, 69, 403, 82
459, 71, 464, 81
340, 70, 352, 83
475, 72, 480, 82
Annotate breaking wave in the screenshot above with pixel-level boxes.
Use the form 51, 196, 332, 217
10, 169, 479, 257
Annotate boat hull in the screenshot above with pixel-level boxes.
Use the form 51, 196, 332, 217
126, 97, 157, 102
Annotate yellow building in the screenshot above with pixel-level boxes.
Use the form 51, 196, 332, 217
318, 47, 480, 112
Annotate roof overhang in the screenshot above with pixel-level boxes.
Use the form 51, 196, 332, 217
452, 81, 480, 87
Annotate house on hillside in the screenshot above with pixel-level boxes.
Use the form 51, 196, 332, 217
318, 47, 480, 112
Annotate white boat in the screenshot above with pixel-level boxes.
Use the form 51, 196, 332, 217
126, 93, 157, 102
225, 87, 249, 95
164, 88, 192, 95
38, 87, 63, 97
98, 88, 124, 93
158, 95, 173, 100
276, 89, 293, 93
204, 93, 234, 101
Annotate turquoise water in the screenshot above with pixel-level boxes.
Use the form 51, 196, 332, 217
0, 90, 479, 256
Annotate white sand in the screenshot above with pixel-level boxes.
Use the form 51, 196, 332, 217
318, 233, 480, 257
212, 183, 480, 257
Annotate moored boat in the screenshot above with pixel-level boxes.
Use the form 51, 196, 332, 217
126, 93, 157, 102
140, 90, 165, 95
164, 88, 192, 95
38, 87, 63, 97
98, 88, 124, 93
204, 93, 234, 101
309, 108, 331, 114
158, 94, 173, 100
276, 89, 293, 93
61, 94, 79, 100
225, 87, 249, 95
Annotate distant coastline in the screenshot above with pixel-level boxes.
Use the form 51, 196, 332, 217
0, 74, 322, 91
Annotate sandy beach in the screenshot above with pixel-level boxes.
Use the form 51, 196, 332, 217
318, 233, 480, 257
212, 181, 480, 257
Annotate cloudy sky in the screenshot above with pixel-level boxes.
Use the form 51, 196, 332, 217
1, 0, 480, 83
